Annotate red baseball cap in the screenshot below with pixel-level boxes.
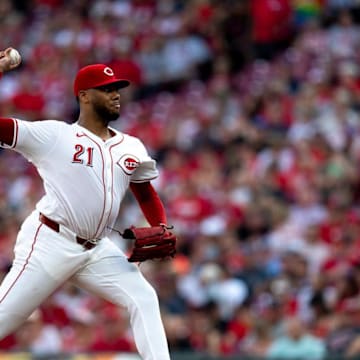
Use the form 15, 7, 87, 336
73, 64, 130, 96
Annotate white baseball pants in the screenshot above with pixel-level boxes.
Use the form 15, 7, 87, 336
0, 210, 170, 360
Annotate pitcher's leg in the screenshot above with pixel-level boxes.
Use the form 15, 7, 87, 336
73, 254, 170, 360
0, 257, 63, 338
0, 212, 90, 339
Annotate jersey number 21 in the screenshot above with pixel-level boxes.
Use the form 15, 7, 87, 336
72, 144, 94, 167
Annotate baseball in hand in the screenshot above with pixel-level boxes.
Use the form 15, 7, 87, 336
8, 48, 21, 65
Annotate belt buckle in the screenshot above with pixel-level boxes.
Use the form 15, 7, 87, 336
86, 238, 99, 245
83, 238, 99, 249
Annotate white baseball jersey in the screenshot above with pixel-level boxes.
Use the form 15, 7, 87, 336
2, 119, 159, 239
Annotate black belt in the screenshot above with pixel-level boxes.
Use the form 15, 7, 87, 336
39, 213, 97, 250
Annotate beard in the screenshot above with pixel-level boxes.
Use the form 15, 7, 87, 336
93, 102, 120, 124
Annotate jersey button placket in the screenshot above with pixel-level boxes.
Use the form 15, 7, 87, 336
100, 149, 114, 237
106, 162, 111, 193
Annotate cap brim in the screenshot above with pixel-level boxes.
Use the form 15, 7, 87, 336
93, 78, 130, 90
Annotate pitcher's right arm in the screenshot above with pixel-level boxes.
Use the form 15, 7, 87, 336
0, 47, 22, 146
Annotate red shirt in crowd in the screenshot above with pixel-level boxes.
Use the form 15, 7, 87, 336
251, 0, 293, 43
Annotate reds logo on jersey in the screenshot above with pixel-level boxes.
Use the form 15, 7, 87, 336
117, 154, 140, 175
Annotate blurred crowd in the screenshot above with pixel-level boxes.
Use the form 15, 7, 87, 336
1, 0, 360, 358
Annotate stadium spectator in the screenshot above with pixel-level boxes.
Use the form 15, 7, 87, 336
266, 316, 326, 359
12, 309, 63, 356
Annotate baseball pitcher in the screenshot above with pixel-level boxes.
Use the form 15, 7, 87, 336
0, 47, 176, 360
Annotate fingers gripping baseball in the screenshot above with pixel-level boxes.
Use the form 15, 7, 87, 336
0, 47, 21, 73
122, 225, 177, 263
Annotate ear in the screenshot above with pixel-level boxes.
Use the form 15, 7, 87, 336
78, 90, 90, 104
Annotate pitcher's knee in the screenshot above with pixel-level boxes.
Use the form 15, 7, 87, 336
126, 283, 160, 311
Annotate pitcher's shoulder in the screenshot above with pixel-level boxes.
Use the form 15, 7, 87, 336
31, 119, 71, 129
121, 132, 144, 145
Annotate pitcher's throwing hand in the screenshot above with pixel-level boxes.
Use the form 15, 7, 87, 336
0, 47, 21, 72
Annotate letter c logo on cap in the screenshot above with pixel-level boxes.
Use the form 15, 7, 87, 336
104, 67, 114, 76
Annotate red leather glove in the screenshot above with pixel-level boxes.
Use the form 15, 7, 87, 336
122, 224, 177, 263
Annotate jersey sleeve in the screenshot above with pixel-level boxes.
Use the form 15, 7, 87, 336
2, 119, 61, 163
0, 117, 16, 146
130, 138, 159, 183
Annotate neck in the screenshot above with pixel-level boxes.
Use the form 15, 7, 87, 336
77, 115, 113, 141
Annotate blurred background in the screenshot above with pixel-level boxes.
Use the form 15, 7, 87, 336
1, 0, 360, 359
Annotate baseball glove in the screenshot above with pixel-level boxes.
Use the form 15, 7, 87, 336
122, 224, 177, 262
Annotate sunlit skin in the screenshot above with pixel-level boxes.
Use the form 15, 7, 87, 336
0, 47, 21, 71
77, 84, 124, 141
